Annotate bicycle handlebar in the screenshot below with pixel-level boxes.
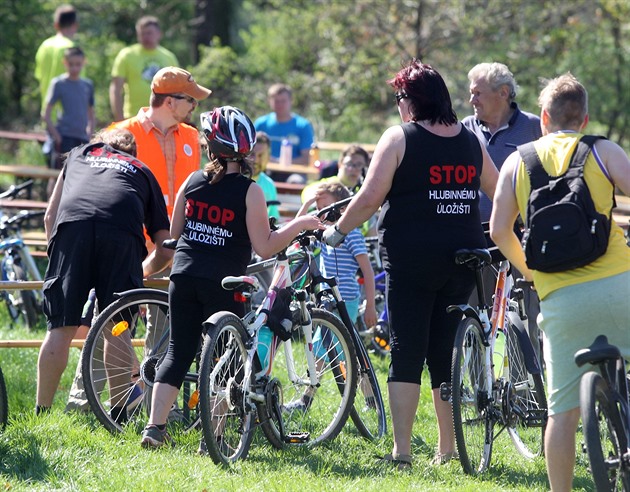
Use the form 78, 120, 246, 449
0, 180, 34, 200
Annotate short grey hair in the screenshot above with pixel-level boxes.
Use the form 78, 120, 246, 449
468, 62, 518, 101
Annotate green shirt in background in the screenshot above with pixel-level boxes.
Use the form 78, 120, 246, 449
111, 44, 178, 119
35, 34, 75, 112
255, 172, 280, 220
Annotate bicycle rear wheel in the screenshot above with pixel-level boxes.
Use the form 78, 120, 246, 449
349, 336, 386, 440
268, 308, 357, 447
82, 289, 200, 434
581, 371, 630, 492
198, 312, 254, 466
504, 322, 547, 458
452, 316, 494, 474
0, 366, 7, 430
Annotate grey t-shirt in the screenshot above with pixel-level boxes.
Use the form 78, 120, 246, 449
46, 74, 94, 141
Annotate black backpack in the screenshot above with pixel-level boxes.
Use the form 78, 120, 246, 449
518, 135, 612, 273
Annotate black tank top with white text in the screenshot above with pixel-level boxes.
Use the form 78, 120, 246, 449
377, 122, 486, 271
172, 171, 253, 281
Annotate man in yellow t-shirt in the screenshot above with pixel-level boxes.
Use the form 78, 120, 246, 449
34, 5, 79, 113
490, 73, 630, 492
109, 16, 178, 121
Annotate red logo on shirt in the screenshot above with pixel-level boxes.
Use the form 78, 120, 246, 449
429, 165, 477, 184
185, 199, 235, 226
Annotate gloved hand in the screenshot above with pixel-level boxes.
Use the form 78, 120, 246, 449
322, 225, 346, 247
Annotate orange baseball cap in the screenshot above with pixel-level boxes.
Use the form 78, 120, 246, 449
151, 67, 212, 100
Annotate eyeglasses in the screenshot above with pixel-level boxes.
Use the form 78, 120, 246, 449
169, 94, 196, 105
395, 92, 408, 104
343, 161, 363, 170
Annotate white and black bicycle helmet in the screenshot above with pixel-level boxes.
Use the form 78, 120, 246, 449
200, 106, 256, 161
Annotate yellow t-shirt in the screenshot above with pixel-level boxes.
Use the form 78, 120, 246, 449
514, 132, 630, 299
35, 34, 75, 111
111, 44, 178, 119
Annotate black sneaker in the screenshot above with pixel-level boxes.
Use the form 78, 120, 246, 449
141, 425, 174, 448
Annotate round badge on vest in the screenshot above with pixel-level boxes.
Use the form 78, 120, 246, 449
183, 144, 193, 157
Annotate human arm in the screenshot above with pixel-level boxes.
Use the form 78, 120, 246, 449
296, 195, 317, 217
355, 252, 377, 328
330, 125, 403, 236
595, 139, 630, 196
142, 229, 173, 277
109, 77, 125, 121
479, 144, 499, 200
86, 105, 95, 139
42, 100, 62, 148
489, 152, 533, 281
44, 173, 64, 241
246, 183, 324, 259
170, 175, 192, 240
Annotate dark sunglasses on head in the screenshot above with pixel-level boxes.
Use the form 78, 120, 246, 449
395, 92, 408, 103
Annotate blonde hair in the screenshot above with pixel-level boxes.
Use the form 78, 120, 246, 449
316, 181, 351, 201
538, 72, 588, 129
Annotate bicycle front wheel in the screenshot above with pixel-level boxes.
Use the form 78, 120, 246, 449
82, 289, 200, 434
504, 322, 547, 458
198, 312, 254, 466
581, 371, 630, 492
269, 308, 357, 447
349, 336, 386, 440
0, 366, 7, 430
452, 316, 494, 475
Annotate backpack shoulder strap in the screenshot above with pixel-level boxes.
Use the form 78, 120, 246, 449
517, 142, 548, 190
566, 135, 604, 176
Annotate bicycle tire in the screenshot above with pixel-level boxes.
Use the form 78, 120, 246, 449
581, 371, 630, 492
198, 312, 254, 466
0, 366, 7, 430
82, 289, 200, 434
349, 336, 386, 440
504, 322, 547, 459
452, 316, 494, 475
4, 261, 40, 330
264, 308, 357, 447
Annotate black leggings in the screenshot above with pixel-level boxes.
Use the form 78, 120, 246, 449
386, 265, 475, 388
155, 274, 244, 388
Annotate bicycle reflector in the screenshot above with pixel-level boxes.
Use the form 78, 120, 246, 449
111, 321, 129, 336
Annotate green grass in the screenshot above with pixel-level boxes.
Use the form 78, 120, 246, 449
0, 321, 595, 491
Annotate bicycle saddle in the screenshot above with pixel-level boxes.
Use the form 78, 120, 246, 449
221, 275, 260, 292
454, 248, 492, 269
574, 334, 621, 367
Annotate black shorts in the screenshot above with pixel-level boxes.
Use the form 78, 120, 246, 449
43, 220, 144, 329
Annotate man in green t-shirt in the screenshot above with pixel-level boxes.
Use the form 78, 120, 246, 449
34, 5, 79, 113
109, 16, 178, 121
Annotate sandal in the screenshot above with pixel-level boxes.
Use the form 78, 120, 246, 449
430, 451, 458, 465
376, 453, 412, 470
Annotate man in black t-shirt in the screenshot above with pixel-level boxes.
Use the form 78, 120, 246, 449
35, 128, 172, 414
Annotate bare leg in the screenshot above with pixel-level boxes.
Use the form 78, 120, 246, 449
432, 387, 455, 454
37, 326, 78, 407
148, 382, 180, 426
545, 408, 580, 492
388, 381, 420, 456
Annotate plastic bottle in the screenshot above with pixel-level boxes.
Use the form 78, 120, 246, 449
308, 143, 320, 168
279, 139, 292, 167
257, 326, 273, 374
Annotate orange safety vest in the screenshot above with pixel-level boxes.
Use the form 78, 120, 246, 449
112, 117, 201, 218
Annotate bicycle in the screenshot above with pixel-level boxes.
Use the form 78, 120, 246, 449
443, 248, 548, 475
198, 215, 358, 465
288, 199, 386, 441
575, 335, 630, 491
0, 365, 7, 430
0, 180, 45, 330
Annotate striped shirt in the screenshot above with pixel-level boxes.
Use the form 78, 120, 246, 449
320, 228, 367, 300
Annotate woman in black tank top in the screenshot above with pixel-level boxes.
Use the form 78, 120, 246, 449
323, 61, 499, 467
141, 107, 323, 448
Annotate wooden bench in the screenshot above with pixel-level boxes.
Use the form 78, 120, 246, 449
0, 130, 47, 144
0, 164, 59, 180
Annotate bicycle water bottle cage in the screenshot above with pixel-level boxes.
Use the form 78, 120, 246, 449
574, 335, 621, 367
454, 248, 492, 270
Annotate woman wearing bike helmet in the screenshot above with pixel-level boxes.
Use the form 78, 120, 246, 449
141, 106, 323, 449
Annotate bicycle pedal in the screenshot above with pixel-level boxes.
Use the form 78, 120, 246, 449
439, 382, 451, 402
283, 432, 310, 444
